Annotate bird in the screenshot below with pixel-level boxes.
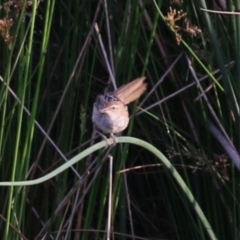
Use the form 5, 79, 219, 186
92, 77, 147, 144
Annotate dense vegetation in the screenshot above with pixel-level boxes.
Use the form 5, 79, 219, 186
0, 0, 239, 239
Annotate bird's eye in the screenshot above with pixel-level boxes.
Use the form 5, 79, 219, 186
112, 106, 116, 110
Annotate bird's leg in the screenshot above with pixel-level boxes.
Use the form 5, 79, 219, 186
95, 129, 112, 147
110, 133, 118, 145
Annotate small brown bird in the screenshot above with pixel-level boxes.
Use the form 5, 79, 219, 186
92, 77, 147, 144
